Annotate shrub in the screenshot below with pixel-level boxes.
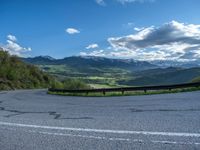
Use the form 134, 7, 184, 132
51, 80, 64, 89
192, 76, 200, 83
62, 78, 90, 90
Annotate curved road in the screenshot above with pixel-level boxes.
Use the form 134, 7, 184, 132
0, 90, 200, 150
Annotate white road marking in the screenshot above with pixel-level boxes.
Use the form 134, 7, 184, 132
1, 126, 200, 146
152, 140, 200, 145
35, 131, 200, 145
0, 121, 200, 138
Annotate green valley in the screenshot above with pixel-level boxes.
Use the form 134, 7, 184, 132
22, 56, 200, 88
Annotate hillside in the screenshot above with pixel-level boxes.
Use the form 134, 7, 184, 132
151, 60, 200, 68
0, 49, 54, 90
118, 67, 200, 86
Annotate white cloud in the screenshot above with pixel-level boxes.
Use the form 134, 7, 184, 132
117, 0, 155, 4
96, 0, 154, 6
66, 28, 80, 34
86, 43, 99, 49
1, 35, 31, 56
80, 50, 105, 57
7, 34, 17, 42
134, 27, 144, 31
95, 0, 106, 6
81, 21, 200, 62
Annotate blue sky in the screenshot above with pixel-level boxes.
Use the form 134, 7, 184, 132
0, 0, 200, 61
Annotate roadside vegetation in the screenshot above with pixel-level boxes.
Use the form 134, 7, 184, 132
0, 50, 56, 90
51, 78, 91, 90
0, 48, 92, 91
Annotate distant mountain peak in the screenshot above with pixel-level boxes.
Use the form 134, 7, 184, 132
40, 56, 56, 60
78, 55, 139, 63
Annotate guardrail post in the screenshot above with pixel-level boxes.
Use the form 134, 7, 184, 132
122, 90, 124, 95
103, 91, 106, 95
144, 89, 147, 93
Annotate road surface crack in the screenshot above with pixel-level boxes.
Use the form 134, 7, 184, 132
0, 105, 92, 120
130, 108, 200, 112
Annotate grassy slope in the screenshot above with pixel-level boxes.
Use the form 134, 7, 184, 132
192, 76, 200, 82
0, 50, 54, 90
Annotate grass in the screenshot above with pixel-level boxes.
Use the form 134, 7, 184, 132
37, 65, 133, 87
89, 84, 117, 89
48, 86, 200, 97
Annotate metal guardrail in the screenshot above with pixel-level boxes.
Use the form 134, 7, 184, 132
48, 82, 200, 95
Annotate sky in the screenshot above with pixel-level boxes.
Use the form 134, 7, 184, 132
0, 0, 200, 61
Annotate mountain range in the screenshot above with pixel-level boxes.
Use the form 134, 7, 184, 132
22, 55, 200, 69
21, 56, 200, 87
22, 56, 156, 71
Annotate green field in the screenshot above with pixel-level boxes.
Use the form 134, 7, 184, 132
38, 64, 132, 88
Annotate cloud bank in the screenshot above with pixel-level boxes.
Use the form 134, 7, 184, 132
1, 35, 31, 56
7, 35, 17, 42
81, 21, 200, 62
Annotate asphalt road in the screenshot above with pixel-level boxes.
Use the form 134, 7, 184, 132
0, 90, 200, 150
